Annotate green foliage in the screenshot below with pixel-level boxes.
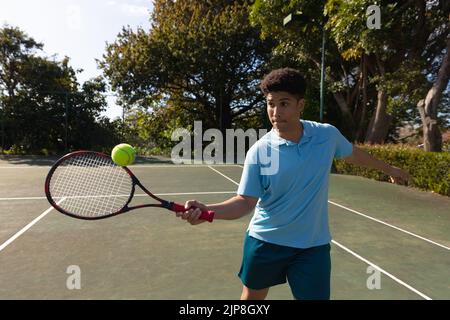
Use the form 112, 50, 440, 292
334, 144, 450, 196
0, 25, 122, 154
250, 1, 449, 145
101, 0, 274, 132
3, 144, 26, 155
118, 99, 196, 157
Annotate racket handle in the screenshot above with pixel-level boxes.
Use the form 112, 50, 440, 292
171, 203, 215, 222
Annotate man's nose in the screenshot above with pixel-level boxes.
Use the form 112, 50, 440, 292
273, 106, 281, 117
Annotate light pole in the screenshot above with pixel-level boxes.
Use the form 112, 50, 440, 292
283, 12, 327, 123
0, 99, 4, 153
319, 23, 326, 123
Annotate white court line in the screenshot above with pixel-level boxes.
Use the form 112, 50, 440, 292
234, 165, 450, 252
0, 164, 242, 169
332, 240, 432, 300
0, 191, 236, 202
208, 166, 438, 300
208, 166, 240, 186
0, 198, 66, 253
0, 166, 50, 169
151, 191, 236, 196
329, 200, 450, 251
130, 164, 242, 168
0, 191, 236, 252
0, 196, 46, 201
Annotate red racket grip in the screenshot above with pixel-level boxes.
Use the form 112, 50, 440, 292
171, 203, 215, 222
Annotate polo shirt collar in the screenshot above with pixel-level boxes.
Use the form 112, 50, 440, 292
269, 120, 313, 146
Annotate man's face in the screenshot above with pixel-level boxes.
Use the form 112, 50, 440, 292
266, 91, 304, 132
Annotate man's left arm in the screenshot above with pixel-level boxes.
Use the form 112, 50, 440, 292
342, 146, 411, 185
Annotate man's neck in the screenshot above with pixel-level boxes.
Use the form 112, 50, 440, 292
275, 121, 304, 143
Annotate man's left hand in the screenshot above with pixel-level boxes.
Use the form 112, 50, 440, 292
388, 167, 411, 186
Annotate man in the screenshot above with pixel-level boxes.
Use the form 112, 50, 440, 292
176, 68, 410, 300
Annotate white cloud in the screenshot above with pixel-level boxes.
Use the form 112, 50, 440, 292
121, 4, 149, 17
130, 0, 151, 3
66, 5, 82, 31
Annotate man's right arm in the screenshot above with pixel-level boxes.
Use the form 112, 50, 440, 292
177, 195, 258, 224
179, 144, 261, 225
207, 195, 258, 220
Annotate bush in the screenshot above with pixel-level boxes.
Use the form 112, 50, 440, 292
142, 146, 172, 158
333, 144, 450, 197
3, 144, 27, 155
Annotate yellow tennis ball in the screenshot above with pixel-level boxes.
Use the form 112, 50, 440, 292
111, 143, 136, 166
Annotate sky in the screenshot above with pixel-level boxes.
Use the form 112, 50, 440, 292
0, 0, 153, 120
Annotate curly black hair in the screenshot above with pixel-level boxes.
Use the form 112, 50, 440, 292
260, 68, 307, 98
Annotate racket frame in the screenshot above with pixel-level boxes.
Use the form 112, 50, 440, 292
45, 151, 185, 220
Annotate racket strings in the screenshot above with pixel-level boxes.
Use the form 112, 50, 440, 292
75, 155, 131, 215
53, 155, 108, 215
49, 153, 133, 218
58, 155, 130, 217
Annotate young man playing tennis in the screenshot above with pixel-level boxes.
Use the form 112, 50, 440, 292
176, 68, 410, 300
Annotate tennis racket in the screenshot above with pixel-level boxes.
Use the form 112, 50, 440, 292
44, 151, 215, 221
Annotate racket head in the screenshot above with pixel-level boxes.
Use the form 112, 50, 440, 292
45, 151, 135, 220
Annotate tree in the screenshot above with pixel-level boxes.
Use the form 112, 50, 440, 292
0, 25, 121, 154
0, 25, 43, 97
417, 37, 450, 152
250, 0, 360, 138
250, 0, 449, 147
325, 0, 449, 146
100, 0, 275, 136
0, 25, 44, 151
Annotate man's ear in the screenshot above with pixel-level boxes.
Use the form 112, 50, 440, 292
298, 98, 305, 113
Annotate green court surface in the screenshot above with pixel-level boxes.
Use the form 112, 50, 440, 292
0, 157, 449, 300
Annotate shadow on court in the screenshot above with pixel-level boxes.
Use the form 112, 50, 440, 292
0, 154, 173, 167
0, 155, 59, 167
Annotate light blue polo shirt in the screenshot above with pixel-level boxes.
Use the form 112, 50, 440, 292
237, 120, 353, 249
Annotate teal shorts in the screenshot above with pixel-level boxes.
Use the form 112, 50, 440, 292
238, 233, 331, 300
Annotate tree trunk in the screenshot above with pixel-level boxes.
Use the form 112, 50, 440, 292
331, 92, 355, 139
417, 99, 442, 152
365, 90, 392, 144
216, 88, 231, 133
416, 37, 450, 152
365, 57, 392, 144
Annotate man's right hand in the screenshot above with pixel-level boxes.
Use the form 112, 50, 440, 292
175, 200, 209, 225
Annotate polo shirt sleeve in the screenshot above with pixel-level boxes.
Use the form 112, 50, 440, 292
237, 144, 264, 198
331, 125, 353, 159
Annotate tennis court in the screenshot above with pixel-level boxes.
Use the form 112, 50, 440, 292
0, 156, 449, 300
